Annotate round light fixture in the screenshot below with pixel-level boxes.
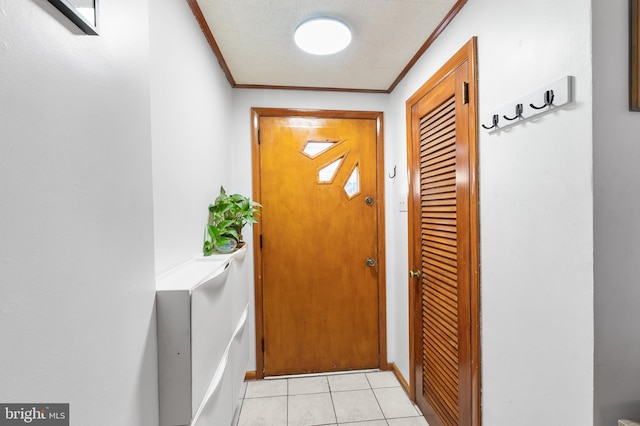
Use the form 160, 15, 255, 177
294, 17, 352, 55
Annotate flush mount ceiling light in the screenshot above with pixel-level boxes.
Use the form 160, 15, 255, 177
294, 17, 352, 55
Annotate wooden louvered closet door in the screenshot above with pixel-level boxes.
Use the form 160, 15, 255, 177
407, 39, 479, 426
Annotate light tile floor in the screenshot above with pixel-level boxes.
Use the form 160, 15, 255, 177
238, 371, 430, 426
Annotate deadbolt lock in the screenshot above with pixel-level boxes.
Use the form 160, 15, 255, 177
365, 196, 374, 206
409, 269, 422, 279
366, 257, 376, 267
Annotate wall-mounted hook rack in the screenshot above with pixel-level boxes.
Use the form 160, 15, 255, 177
482, 76, 574, 134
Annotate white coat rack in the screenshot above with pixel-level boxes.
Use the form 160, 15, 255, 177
481, 76, 574, 133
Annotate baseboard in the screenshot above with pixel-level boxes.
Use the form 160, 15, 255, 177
387, 362, 411, 397
246, 365, 409, 392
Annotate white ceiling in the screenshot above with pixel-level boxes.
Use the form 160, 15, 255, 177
192, 0, 463, 92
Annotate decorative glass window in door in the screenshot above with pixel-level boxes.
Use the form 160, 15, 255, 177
344, 164, 360, 198
301, 139, 360, 199
318, 156, 345, 183
301, 140, 344, 159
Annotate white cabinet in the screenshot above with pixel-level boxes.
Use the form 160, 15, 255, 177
156, 247, 250, 426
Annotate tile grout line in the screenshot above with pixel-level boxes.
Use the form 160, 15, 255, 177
328, 378, 339, 426
364, 372, 386, 423
367, 372, 391, 423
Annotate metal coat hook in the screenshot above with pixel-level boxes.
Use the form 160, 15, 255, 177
503, 103, 524, 121
530, 89, 555, 110
481, 114, 500, 130
388, 165, 396, 179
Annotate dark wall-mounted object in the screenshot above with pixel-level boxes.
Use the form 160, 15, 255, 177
481, 114, 499, 130
481, 76, 573, 133
631, 0, 640, 110
48, 0, 99, 35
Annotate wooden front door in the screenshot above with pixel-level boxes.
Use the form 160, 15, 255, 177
252, 108, 386, 377
407, 39, 480, 426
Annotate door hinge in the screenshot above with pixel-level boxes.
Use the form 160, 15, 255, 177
260, 234, 263, 249
462, 81, 469, 105
261, 338, 265, 353
257, 129, 261, 144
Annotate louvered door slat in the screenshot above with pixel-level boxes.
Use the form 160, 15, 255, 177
425, 257, 457, 281
423, 344, 458, 396
424, 315, 458, 350
420, 102, 455, 132
423, 232, 457, 248
421, 172, 456, 187
420, 144, 455, 164
422, 138, 456, 158
419, 95, 459, 426
422, 227, 456, 242
420, 130, 456, 153
422, 227, 455, 250
423, 361, 458, 424
420, 137, 457, 162
421, 139, 455, 160
423, 348, 458, 399
420, 107, 455, 135
424, 298, 457, 329
422, 194, 456, 205
421, 162, 456, 179
421, 122, 456, 145
424, 252, 457, 275
422, 217, 457, 228
423, 320, 457, 351
422, 238, 457, 255
421, 123, 456, 146
424, 384, 458, 426
422, 183, 456, 195
424, 284, 458, 318
423, 239, 457, 256
423, 299, 457, 341
421, 191, 456, 202
425, 274, 458, 301
422, 241, 458, 258
422, 332, 458, 389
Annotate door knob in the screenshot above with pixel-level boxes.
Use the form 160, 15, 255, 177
409, 269, 422, 279
366, 257, 376, 267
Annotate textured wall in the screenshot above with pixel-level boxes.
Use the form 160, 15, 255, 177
149, 0, 235, 275
593, 0, 640, 424
0, 0, 158, 424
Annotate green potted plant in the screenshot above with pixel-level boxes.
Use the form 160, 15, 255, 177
203, 186, 261, 256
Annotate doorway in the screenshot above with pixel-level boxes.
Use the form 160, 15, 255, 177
252, 108, 387, 378
406, 38, 480, 426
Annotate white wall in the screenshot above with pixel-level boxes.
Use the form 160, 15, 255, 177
0, 0, 158, 425
150, 0, 235, 275
388, 0, 594, 424
1, 0, 606, 423
593, 1, 640, 425
230, 89, 390, 370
